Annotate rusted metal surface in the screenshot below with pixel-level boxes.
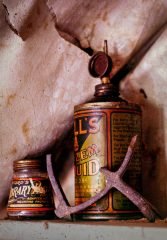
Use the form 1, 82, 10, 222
47, 136, 161, 222
47, 154, 111, 218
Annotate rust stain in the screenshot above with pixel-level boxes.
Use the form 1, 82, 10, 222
0, 43, 7, 48
27, 22, 33, 29
10, 146, 17, 155
28, 45, 34, 51
7, 94, 16, 106
36, 6, 41, 16
43, 221, 49, 230
43, 21, 49, 30
22, 121, 29, 142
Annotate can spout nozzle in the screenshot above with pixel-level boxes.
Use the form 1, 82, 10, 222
103, 40, 108, 55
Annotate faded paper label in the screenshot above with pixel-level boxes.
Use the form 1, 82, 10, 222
7, 178, 54, 211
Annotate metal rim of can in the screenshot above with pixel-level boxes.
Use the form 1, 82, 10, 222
74, 102, 141, 113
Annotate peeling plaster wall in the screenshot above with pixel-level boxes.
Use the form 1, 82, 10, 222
0, 0, 167, 218
48, 0, 167, 74
0, 0, 97, 217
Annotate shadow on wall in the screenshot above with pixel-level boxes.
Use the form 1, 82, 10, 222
50, 127, 75, 206
120, 76, 167, 218
141, 101, 167, 218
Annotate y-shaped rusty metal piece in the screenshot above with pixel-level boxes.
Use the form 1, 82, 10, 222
47, 135, 161, 222
47, 154, 111, 218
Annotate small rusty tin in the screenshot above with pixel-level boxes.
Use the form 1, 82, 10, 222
7, 159, 54, 219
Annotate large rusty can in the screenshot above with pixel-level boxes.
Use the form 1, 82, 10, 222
74, 48, 142, 220
74, 100, 142, 220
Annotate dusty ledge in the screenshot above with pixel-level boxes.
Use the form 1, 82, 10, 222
0, 219, 167, 240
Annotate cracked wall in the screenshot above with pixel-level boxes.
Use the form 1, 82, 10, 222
0, 0, 167, 218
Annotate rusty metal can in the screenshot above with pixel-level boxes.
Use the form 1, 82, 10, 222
74, 99, 142, 220
7, 159, 54, 219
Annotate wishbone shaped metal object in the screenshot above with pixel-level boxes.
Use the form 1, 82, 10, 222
47, 136, 161, 222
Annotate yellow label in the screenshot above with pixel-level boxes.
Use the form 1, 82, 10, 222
74, 113, 108, 211
74, 105, 142, 214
